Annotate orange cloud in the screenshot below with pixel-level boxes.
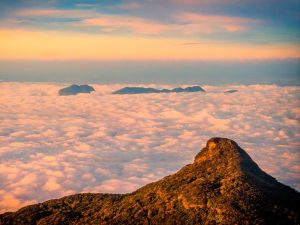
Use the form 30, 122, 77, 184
0, 29, 299, 60
80, 17, 170, 35
16, 8, 96, 18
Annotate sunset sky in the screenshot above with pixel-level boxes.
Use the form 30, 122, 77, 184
0, 1, 300, 213
0, 0, 299, 60
0, 0, 300, 85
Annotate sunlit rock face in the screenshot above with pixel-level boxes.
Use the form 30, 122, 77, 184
1, 138, 299, 225
59, 84, 95, 96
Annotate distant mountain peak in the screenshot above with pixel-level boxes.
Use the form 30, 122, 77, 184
1, 138, 299, 225
58, 84, 95, 96
112, 86, 205, 95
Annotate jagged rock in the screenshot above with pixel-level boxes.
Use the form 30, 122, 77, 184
58, 85, 95, 96
1, 138, 299, 225
112, 86, 205, 94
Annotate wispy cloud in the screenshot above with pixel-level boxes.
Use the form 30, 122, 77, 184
14, 8, 259, 35
15, 8, 170, 35
78, 16, 171, 35
113, 3, 143, 10
16, 8, 97, 18
75, 3, 97, 8
175, 12, 259, 33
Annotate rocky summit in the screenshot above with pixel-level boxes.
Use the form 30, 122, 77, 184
0, 138, 299, 225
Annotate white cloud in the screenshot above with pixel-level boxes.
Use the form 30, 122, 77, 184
0, 82, 299, 213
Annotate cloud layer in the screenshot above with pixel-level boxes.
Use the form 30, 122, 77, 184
0, 83, 299, 213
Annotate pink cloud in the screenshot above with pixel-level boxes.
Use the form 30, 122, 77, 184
177, 12, 256, 24
17, 174, 37, 186
80, 16, 171, 35
15, 8, 170, 35
114, 3, 143, 10
175, 12, 258, 33
14, 8, 257, 35
43, 178, 62, 191
0, 83, 299, 213
147, 0, 237, 4
73, 12, 257, 35
0, 194, 34, 213
16, 9, 96, 18
92, 179, 140, 193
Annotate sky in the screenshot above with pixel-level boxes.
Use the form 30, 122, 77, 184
0, 1, 299, 213
0, 83, 299, 212
0, 0, 299, 84
0, 0, 299, 61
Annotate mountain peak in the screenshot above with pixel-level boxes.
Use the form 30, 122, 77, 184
194, 137, 258, 173
194, 137, 241, 163
1, 138, 299, 225
194, 137, 278, 187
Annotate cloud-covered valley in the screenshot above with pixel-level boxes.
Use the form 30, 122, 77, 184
0, 83, 299, 213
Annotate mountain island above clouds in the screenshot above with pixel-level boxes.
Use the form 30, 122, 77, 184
112, 86, 205, 94
59, 85, 95, 96
58, 85, 206, 96
1, 137, 299, 225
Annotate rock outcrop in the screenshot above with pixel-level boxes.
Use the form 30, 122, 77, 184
1, 138, 299, 225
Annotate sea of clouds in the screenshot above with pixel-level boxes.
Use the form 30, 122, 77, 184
0, 82, 299, 213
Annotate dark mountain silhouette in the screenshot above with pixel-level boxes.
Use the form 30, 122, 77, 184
1, 138, 299, 225
112, 86, 205, 94
59, 85, 95, 96
224, 90, 238, 93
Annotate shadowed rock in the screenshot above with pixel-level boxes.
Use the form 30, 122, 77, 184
59, 85, 95, 96
1, 138, 299, 225
112, 86, 205, 94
